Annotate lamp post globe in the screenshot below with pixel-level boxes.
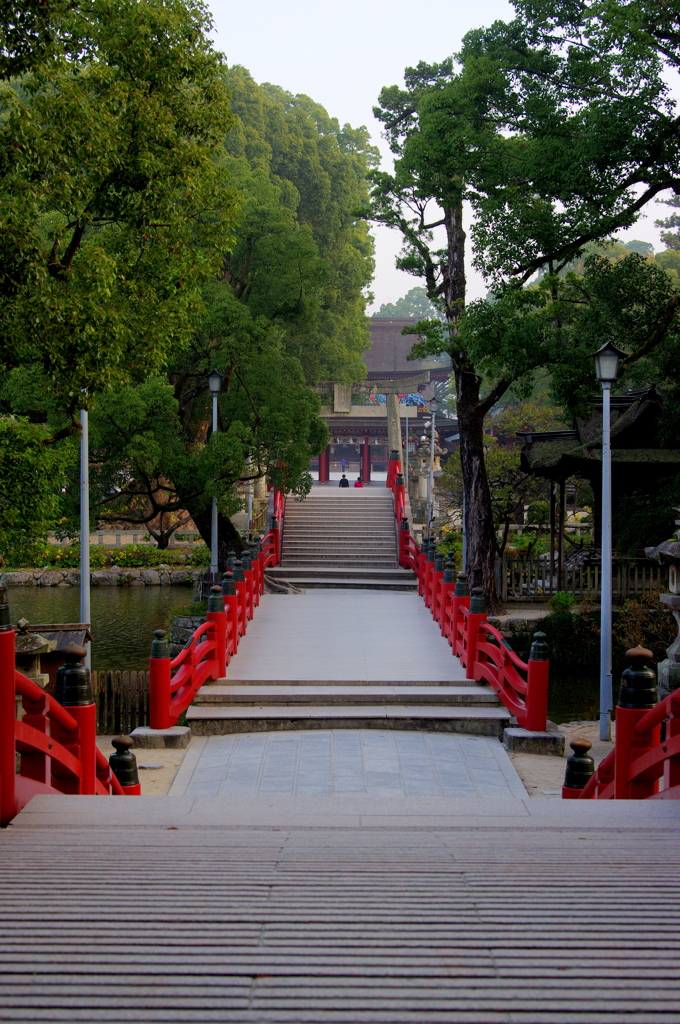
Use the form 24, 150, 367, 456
208, 368, 224, 396
593, 341, 625, 383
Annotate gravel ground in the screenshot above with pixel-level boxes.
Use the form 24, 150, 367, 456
96, 737, 187, 796
508, 720, 615, 798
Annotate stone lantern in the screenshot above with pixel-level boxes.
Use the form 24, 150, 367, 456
645, 507, 680, 698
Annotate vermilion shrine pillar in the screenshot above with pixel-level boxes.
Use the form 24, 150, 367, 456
318, 445, 331, 483
361, 438, 371, 483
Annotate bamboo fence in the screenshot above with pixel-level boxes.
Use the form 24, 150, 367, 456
499, 557, 668, 604
91, 670, 149, 735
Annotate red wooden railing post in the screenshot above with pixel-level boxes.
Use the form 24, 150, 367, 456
430, 554, 444, 620
271, 526, 280, 566
233, 560, 248, 634
421, 537, 435, 603
206, 586, 227, 679
394, 473, 406, 522
149, 629, 172, 729
464, 588, 487, 678
222, 572, 239, 658
67, 703, 97, 795
439, 557, 456, 635
0, 582, 17, 826
386, 451, 400, 491
524, 632, 550, 732
615, 647, 660, 800
398, 518, 410, 568
417, 543, 428, 597
248, 543, 261, 605
241, 553, 255, 621
52, 644, 97, 795
451, 572, 470, 652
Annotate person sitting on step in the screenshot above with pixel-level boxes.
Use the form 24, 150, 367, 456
354, 477, 364, 488
338, 474, 350, 488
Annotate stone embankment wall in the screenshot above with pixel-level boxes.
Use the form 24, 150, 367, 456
3, 568, 203, 587
168, 615, 206, 659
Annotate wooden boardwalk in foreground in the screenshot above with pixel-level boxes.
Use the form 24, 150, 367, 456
1, 795, 680, 1022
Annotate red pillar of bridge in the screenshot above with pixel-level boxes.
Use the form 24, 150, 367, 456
0, 622, 17, 827
361, 438, 371, 483
318, 445, 330, 483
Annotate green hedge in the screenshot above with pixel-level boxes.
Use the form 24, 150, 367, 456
3, 543, 210, 570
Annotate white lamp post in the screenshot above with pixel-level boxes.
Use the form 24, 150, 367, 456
592, 340, 625, 741
207, 369, 224, 578
428, 398, 439, 529
79, 408, 91, 670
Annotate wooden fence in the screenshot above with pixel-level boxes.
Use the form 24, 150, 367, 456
91, 670, 149, 734
499, 557, 668, 604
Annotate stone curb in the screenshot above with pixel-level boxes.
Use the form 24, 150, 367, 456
2, 569, 204, 587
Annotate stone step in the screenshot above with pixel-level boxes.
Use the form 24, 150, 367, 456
270, 577, 417, 590
206, 678, 473, 687
282, 538, 395, 545
193, 685, 497, 706
282, 538, 396, 545
278, 552, 395, 561
276, 561, 399, 569
284, 517, 395, 523
268, 566, 414, 580
186, 705, 512, 737
283, 525, 395, 531
282, 545, 395, 551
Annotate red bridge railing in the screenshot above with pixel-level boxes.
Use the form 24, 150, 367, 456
148, 493, 284, 729
563, 647, 680, 800
389, 477, 550, 733
0, 601, 135, 827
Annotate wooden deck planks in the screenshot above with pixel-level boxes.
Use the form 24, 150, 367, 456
1, 812, 679, 1022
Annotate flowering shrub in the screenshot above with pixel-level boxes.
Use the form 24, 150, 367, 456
2, 544, 208, 570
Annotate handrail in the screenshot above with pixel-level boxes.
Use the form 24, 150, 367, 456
388, 481, 550, 733
563, 656, 680, 800
472, 621, 549, 732
148, 490, 285, 729
1, 621, 136, 827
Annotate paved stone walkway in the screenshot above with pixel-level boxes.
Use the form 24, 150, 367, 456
226, 590, 467, 681
169, 729, 527, 800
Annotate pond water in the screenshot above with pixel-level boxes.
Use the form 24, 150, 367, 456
6, 586, 193, 671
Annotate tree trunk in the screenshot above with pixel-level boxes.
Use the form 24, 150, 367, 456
441, 198, 503, 614
186, 504, 246, 570
455, 366, 503, 613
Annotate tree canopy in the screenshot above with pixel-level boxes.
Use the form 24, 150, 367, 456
0, 0, 239, 421
221, 67, 377, 384
0, 3, 377, 562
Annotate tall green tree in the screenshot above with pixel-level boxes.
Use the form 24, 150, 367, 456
221, 67, 377, 384
370, 0, 680, 608
42, 68, 377, 559
370, 58, 517, 610
0, 0, 239, 421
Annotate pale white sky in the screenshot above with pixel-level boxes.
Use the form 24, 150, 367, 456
206, 0, 669, 311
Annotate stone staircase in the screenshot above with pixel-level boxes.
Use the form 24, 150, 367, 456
186, 492, 510, 738
266, 488, 417, 591
188, 678, 511, 737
